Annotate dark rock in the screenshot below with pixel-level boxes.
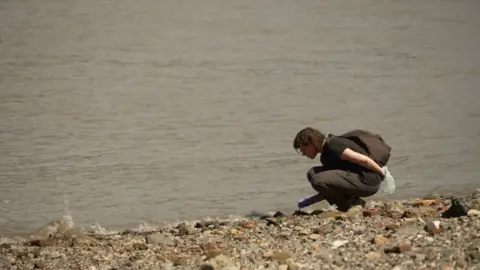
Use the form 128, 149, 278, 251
273, 211, 286, 217
121, 229, 155, 236
384, 244, 412, 254
264, 218, 280, 227
293, 210, 310, 216
311, 209, 325, 215
442, 198, 468, 218
195, 221, 213, 228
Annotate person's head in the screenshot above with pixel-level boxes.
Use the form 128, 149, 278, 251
293, 127, 326, 159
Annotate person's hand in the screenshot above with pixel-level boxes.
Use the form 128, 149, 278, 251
297, 194, 323, 209
297, 198, 310, 209
382, 166, 391, 178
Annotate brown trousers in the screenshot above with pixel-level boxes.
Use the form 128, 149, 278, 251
307, 166, 381, 208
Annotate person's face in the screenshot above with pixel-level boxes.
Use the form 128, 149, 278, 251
299, 143, 317, 159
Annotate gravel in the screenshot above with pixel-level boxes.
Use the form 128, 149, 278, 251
1, 189, 479, 270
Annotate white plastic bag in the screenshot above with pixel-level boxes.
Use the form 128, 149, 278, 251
380, 166, 396, 195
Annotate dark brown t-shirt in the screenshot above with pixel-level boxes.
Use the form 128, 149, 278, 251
320, 135, 383, 186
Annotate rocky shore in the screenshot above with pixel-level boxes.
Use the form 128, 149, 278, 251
1, 190, 480, 270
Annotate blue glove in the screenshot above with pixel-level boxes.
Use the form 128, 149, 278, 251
297, 198, 311, 209
298, 194, 324, 208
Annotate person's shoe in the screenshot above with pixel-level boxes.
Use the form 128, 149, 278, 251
337, 197, 366, 212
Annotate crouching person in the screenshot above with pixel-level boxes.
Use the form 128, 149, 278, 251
293, 127, 393, 212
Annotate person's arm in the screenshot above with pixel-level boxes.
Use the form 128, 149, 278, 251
340, 148, 385, 177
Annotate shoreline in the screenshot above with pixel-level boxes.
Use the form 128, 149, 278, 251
1, 190, 479, 270
2, 185, 480, 238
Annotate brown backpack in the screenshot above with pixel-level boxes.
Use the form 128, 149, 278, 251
339, 129, 392, 166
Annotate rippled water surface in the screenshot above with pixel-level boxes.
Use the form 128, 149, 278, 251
1, 0, 479, 235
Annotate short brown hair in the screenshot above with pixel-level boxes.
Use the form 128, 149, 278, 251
293, 127, 326, 152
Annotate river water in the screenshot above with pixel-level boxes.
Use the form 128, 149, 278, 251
1, 0, 479, 235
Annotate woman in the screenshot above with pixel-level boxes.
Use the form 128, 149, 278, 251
293, 127, 388, 211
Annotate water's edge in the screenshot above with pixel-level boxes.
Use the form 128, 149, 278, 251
2, 187, 478, 239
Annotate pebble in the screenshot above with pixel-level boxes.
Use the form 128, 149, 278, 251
372, 235, 389, 245
1, 191, 479, 269
467, 209, 480, 217
365, 252, 381, 260
331, 240, 349, 249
